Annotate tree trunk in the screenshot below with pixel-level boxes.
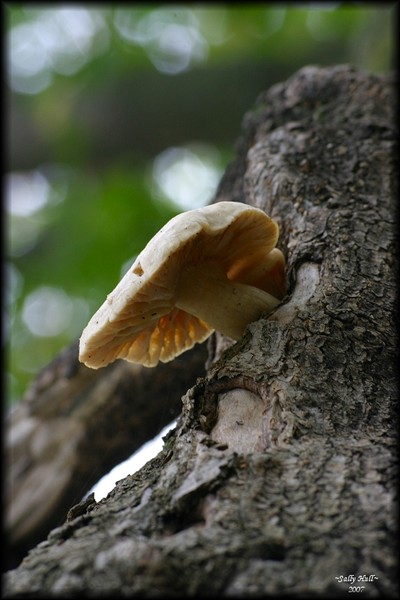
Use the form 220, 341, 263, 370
4, 65, 397, 598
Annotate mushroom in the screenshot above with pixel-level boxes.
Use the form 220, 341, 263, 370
79, 201, 286, 369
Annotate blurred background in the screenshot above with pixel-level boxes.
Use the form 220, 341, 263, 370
5, 3, 395, 409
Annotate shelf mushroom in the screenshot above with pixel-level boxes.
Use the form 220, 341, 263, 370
79, 201, 286, 368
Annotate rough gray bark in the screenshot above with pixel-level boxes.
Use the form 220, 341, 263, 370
4, 65, 397, 598
5, 341, 207, 570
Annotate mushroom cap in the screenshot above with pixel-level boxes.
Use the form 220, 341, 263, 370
79, 201, 281, 368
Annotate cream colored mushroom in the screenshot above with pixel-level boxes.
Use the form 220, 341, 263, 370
79, 201, 286, 368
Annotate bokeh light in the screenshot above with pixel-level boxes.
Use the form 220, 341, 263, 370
151, 144, 223, 210
8, 7, 107, 94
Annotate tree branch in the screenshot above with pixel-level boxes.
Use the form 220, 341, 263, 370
5, 339, 207, 570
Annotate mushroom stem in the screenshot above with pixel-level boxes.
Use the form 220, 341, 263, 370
176, 266, 280, 340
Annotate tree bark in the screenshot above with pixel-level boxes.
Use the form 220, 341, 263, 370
4, 65, 397, 598
5, 341, 207, 571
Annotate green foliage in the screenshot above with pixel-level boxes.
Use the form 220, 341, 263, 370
7, 165, 179, 405
6, 4, 395, 405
